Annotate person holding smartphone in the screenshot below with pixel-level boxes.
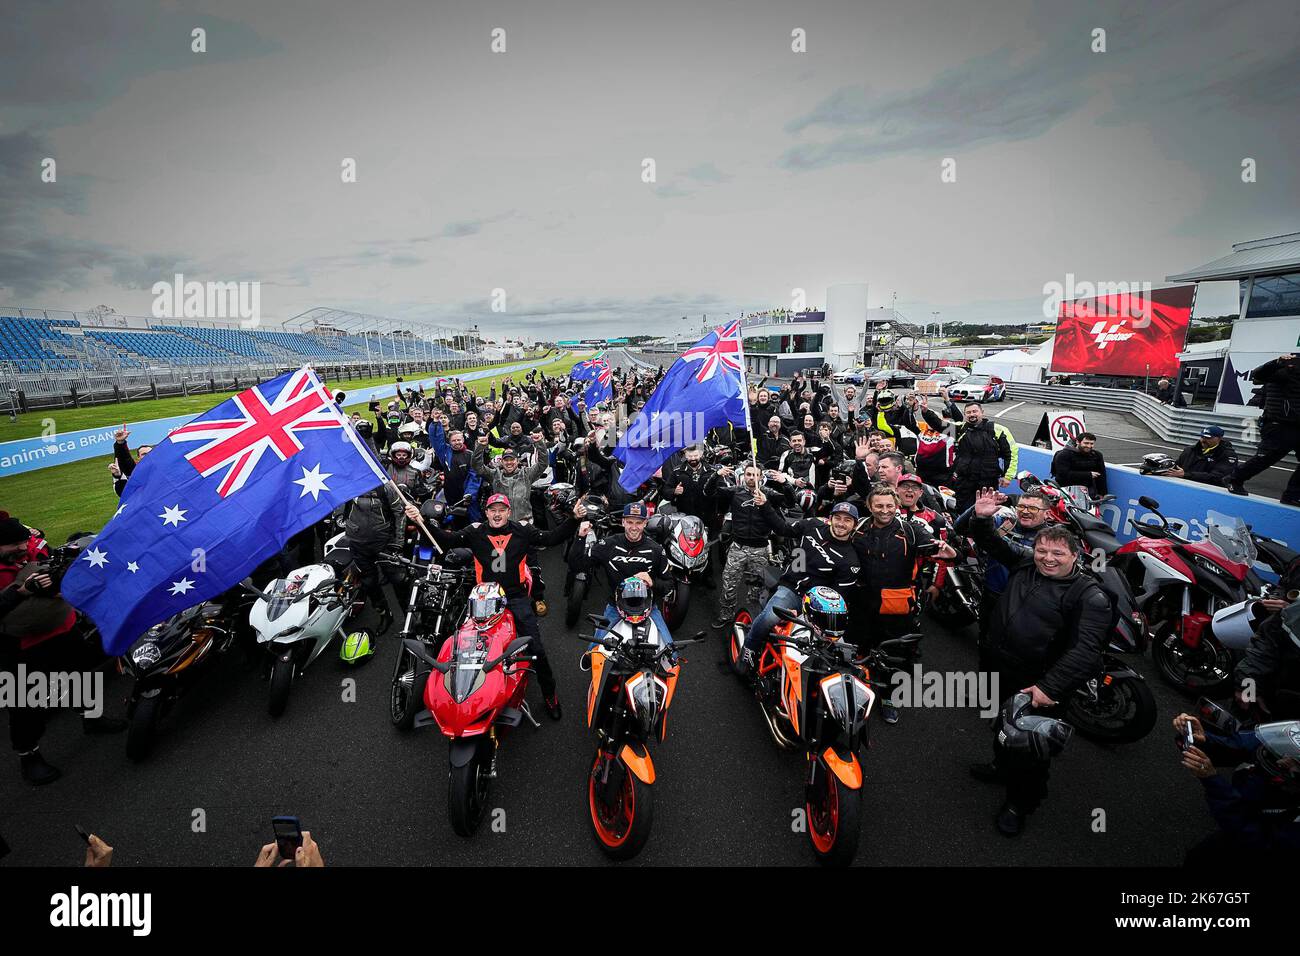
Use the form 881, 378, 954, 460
1175, 711, 1300, 866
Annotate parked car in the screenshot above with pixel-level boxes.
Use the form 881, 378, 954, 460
948, 375, 1006, 403
832, 365, 870, 385
922, 368, 970, 388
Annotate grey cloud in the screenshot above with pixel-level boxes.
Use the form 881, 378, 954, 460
684, 162, 732, 184
780, 47, 1089, 171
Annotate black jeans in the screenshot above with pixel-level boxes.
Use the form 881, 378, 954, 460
506, 596, 557, 698
2, 632, 82, 753
990, 666, 1062, 813
351, 547, 399, 620
1234, 422, 1300, 499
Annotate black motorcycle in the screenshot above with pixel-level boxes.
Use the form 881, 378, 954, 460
119, 587, 257, 761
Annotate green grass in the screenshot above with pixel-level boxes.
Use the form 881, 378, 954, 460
0, 352, 580, 544
0, 353, 557, 442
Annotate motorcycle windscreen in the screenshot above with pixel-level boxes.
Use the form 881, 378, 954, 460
263, 579, 300, 622
448, 631, 489, 703
1204, 511, 1257, 566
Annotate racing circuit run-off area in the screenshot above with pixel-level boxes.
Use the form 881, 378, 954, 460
1, 0, 1298, 940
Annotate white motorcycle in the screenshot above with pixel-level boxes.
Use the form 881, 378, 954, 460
249, 534, 368, 717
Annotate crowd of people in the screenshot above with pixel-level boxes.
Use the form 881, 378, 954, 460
2, 356, 1297, 866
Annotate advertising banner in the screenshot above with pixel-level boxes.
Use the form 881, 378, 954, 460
1016, 445, 1296, 551
1214, 316, 1300, 412
1051, 284, 1195, 377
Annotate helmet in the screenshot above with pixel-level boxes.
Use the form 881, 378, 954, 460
996, 693, 1074, 760
1254, 720, 1300, 783
876, 389, 896, 410
803, 587, 848, 639
796, 488, 818, 514
1141, 453, 1177, 473
339, 629, 375, 664
615, 576, 652, 624
390, 441, 412, 459
397, 422, 420, 439
468, 582, 507, 630
354, 420, 374, 438
545, 482, 578, 514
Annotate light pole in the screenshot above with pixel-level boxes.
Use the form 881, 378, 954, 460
930, 311, 940, 366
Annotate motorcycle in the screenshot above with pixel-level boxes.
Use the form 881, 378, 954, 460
248, 538, 368, 717
928, 530, 986, 629
1112, 497, 1251, 696
401, 585, 538, 836
646, 504, 710, 632
725, 587, 914, 866
119, 587, 256, 761
382, 548, 475, 729
577, 610, 706, 859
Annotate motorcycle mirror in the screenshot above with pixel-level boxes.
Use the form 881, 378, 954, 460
505, 637, 532, 657
401, 638, 438, 668
1138, 495, 1160, 510
586, 613, 612, 628
1016, 471, 1039, 486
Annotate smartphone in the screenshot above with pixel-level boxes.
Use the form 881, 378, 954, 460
272, 816, 303, 860
74, 824, 91, 845
1179, 722, 1195, 751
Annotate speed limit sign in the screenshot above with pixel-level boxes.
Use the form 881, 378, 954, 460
1047, 410, 1087, 451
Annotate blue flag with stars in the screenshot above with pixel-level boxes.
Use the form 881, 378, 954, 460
613, 321, 746, 492
62, 366, 389, 656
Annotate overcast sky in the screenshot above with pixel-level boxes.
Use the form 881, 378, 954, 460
2, 0, 1297, 339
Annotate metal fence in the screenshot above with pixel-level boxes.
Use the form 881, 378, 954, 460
0, 354, 536, 415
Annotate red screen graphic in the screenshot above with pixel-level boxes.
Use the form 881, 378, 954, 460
1051, 284, 1194, 376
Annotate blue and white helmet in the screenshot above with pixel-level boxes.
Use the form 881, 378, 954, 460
803, 586, 848, 638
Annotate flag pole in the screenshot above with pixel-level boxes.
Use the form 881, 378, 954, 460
386, 479, 444, 554
734, 322, 758, 475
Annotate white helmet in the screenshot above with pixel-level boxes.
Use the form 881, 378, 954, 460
390, 441, 413, 457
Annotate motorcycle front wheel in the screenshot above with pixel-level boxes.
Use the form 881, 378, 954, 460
565, 575, 589, 627
807, 759, 862, 867
1152, 628, 1234, 698
1066, 674, 1157, 743
390, 645, 427, 729
588, 749, 654, 860
268, 657, 294, 718
125, 694, 161, 762
448, 738, 492, 837
662, 581, 690, 632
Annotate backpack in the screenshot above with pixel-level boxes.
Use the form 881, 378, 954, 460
1061, 569, 1121, 642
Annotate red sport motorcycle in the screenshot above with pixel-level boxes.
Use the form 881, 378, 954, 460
401, 582, 537, 836
1111, 496, 1251, 697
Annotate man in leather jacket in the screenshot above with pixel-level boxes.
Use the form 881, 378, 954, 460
967, 488, 1110, 836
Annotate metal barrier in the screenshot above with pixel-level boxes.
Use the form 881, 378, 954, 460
1004, 381, 1291, 463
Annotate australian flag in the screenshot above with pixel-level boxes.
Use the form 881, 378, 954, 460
62, 367, 389, 655
613, 321, 746, 492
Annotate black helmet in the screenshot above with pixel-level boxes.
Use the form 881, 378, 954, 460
996, 693, 1073, 760
545, 482, 578, 513
355, 420, 374, 438
615, 576, 652, 624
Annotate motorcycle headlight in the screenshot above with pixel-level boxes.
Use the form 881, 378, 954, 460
1191, 554, 1234, 581
820, 674, 875, 728
625, 672, 666, 728
131, 643, 162, 668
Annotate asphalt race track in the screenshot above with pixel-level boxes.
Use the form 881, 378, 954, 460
1, 537, 1218, 868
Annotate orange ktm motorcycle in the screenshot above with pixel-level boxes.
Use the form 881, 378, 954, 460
727, 585, 919, 866
577, 604, 706, 860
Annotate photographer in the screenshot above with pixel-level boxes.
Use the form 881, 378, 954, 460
1175, 712, 1300, 866
1230, 353, 1300, 505
1, 516, 125, 785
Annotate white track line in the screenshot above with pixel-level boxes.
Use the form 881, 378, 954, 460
995, 401, 1025, 418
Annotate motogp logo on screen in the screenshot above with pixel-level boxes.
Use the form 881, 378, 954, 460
1089, 321, 1137, 350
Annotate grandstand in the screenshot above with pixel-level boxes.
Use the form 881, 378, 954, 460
0, 306, 491, 412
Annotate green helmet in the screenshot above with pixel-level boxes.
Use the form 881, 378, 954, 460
339, 630, 375, 664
